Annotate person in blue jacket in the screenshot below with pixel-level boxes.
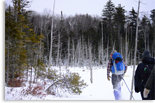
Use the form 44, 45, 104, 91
107, 50, 127, 100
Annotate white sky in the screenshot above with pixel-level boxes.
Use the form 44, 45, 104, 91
5, 0, 155, 17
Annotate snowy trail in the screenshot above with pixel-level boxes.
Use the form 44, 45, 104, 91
5, 66, 142, 100
63, 66, 142, 100
51, 66, 142, 100
81, 69, 115, 100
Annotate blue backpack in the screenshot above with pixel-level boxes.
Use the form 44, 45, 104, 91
111, 52, 126, 75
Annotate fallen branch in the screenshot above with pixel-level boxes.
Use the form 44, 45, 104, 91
44, 78, 66, 93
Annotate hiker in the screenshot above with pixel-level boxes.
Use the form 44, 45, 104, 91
143, 66, 155, 99
107, 50, 127, 100
134, 50, 154, 100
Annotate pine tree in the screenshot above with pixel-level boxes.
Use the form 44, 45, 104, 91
102, 0, 115, 49
5, 0, 45, 86
113, 4, 126, 54
139, 15, 150, 50
5, 5, 16, 86
128, 8, 138, 64
150, 9, 155, 51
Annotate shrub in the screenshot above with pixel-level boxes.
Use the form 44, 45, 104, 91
25, 84, 44, 96
8, 78, 25, 87
46, 68, 87, 95
66, 72, 87, 94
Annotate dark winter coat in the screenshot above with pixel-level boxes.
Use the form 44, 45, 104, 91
145, 66, 155, 99
134, 57, 154, 100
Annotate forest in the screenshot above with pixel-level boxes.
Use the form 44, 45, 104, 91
5, 0, 155, 95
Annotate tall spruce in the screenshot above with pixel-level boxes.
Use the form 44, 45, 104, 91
139, 15, 150, 50
150, 9, 155, 52
113, 4, 126, 54
102, 0, 115, 48
5, 0, 44, 86
128, 8, 138, 63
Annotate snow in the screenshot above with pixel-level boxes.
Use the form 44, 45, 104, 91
5, 65, 143, 101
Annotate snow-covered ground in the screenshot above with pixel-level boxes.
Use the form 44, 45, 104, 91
5, 65, 142, 101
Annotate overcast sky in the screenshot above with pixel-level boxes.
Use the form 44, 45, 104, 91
5, 0, 155, 17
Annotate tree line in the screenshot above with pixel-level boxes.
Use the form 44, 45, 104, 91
5, 0, 155, 86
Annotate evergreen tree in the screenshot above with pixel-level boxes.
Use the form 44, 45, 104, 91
5, 5, 17, 86
150, 9, 155, 51
5, 0, 44, 86
128, 8, 138, 61
139, 15, 150, 51
113, 4, 126, 54
102, 0, 115, 49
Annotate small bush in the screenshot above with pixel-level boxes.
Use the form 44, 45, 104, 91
46, 69, 87, 95
65, 72, 87, 94
8, 78, 24, 87
25, 84, 45, 96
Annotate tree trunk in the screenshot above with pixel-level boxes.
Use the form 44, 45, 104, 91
125, 25, 128, 65
89, 40, 93, 83
98, 44, 101, 66
49, 0, 55, 67
26, 45, 29, 81
77, 38, 81, 67
67, 36, 70, 67
106, 36, 109, 66
85, 43, 88, 66
6, 38, 10, 87
72, 39, 75, 66
130, 0, 140, 100
101, 21, 104, 66
56, 32, 60, 67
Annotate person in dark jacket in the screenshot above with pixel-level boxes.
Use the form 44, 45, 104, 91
134, 50, 154, 100
143, 66, 155, 99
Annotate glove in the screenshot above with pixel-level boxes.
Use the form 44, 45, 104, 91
135, 87, 139, 93
107, 76, 110, 81
143, 88, 150, 98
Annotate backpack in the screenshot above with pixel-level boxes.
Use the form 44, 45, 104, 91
141, 64, 152, 85
111, 52, 126, 75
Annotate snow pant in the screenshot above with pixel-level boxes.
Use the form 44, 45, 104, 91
111, 74, 123, 100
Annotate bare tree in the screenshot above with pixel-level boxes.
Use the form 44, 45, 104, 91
42, 10, 52, 62
56, 12, 63, 68
125, 23, 129, 65
76, 38, 81, 67
141, 15, 150, 50
49, 0, 56, 67
101, 21, 104, 66
71, 38, 75, 66
98, 43, 101, 66
67, 36, 70, 67
106, 36, 109, 66
130, 0, 141, 100
88, 39, 93, 83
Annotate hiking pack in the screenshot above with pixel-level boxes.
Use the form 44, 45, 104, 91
141, 64, 152, 85
111, 52, 126, 75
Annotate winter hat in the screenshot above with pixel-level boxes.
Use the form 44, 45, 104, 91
111, 50, 117, 55
143, 50, 151, 59
110, 50, 117, 57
